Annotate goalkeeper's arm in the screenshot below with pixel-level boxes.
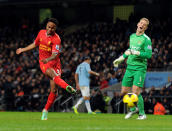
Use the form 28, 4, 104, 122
113, 49, 131, 67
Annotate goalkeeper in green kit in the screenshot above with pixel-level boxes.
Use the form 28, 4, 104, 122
113, 18, 152, 120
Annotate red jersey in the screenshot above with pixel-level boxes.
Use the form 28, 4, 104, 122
34, 30, 61, 70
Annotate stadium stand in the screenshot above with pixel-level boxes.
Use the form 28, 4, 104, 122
0, 17, 172, 113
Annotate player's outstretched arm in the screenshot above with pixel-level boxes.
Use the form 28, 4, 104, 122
113, 49, 131, 67
88, 71, 100, 76
113, 56, 125, 67
16, 43, 36, 54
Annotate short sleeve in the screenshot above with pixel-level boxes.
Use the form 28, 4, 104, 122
52, 37, 61, 54
52, 43, 61, 54
75, 66, 79, 74
34, 30, 42, 46
140, 38, 152, 59
145, 38, 152, 51
85, 64, 91, 72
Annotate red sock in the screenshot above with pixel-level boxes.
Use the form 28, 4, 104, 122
53, 76, 68, 89
44, 92, 56, 111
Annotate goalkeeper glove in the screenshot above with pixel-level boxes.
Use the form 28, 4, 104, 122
113, 55, 125, 67
131, 49, 140, 56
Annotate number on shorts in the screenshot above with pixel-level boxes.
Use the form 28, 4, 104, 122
56, 69, 61, 76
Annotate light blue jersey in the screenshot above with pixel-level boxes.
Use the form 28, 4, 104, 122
76, 62, 91, 87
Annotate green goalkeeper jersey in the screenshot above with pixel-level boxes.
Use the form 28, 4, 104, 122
123, 33, 152, 71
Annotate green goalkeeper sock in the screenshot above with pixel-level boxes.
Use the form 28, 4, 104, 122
137, 94, 145, 115
130, 107, 136, 112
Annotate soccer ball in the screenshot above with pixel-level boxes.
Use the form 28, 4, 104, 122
123, 93, 138, 107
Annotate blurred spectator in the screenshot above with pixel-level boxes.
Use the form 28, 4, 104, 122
100, 76, 108, 89
0, 90, 6, 111
110, 92, 120, 113
141, 87, 148, 97
108, 72, 118, 86
150, 98, 157, 113
154, 98, 166, 115
103, 92, 111, 113
54, 89, 73, 112
90, 90, 106, 113
30, 88, 41, 111
162, 98, 170, 114
149, 86, 158, 99
144, 96, 153, 114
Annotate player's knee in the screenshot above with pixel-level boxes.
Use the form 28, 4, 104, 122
50, 88, 57, 93
132, 86, 141, 95
121, 88, 129, 96
132, 90, 140, 96
46, 68, 56, 79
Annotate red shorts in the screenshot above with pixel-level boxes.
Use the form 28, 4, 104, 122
39, 61, 61, 76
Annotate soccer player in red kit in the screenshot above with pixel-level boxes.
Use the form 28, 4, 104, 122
16, 18, 76, 120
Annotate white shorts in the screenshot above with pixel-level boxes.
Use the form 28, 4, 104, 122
80, 86, 90, 97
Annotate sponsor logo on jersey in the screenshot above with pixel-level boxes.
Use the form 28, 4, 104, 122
130, 45, 141, 50
138, 41, 142, 44
40, 44, 51, 52
48, 41, 51, 45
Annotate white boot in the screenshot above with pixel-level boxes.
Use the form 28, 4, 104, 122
125, 107, 139, 119
137, 114, 146, 120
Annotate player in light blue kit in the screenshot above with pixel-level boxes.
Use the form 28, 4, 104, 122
72, 56, 100, 114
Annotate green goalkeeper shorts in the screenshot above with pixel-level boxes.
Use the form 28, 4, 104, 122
122, 69, 146, 88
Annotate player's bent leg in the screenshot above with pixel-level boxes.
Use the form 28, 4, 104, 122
121, 86, 131, 117
44, 82, 57, 111
41, 109, 48, 120
41, 80, 57, 120
125, 107, 139, 119
66, 85, 77, 94
121, 69, 133, 97
45, 68, 76, 94
120, 86, 130, 96
132, 85, 141, 96
132, 85, 146, 120
72, 97, 84, 114
136, 94, 146, 120
50, 80, 57, 93
122, 86, 137, 119
84, 96, 91, 113
84, 96, 95, 114
42, 92, 56, 120
81, 87, 95, 114
72, 106, 79, 114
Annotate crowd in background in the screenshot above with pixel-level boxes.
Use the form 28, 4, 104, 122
0, 17, 172, 113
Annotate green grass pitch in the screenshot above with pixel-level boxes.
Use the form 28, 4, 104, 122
0, 112, 172, 131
